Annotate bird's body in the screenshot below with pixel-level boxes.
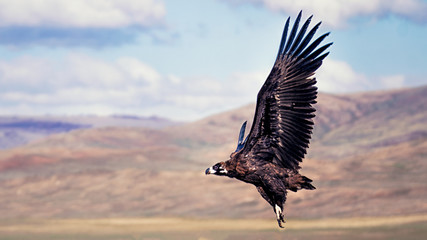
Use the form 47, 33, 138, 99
205, 11, 331, 228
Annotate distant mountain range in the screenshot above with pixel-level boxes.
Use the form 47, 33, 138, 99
0, 115, 178, 149
0, 85, 426, 220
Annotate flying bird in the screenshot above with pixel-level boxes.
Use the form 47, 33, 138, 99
205, 12, 332, 228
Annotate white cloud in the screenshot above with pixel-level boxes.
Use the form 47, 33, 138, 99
0, 0, 166, 28
316, 58, 411, 93
228, 71, 267, 98
0, 53, 411, 121
160, 71, 266, 114
380, 74, 406, 89
167, 74, 182, 85
0, 54, 163, 114
0, 53, 270, 120
316, 59, 371, 92
0, 54, 162, 94
227, 0, 427, 28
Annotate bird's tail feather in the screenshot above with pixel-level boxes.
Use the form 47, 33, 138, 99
287, 174, 316, 192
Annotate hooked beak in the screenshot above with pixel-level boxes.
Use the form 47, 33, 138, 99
205, 167, 214, 175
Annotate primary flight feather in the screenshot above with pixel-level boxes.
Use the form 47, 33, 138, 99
205, 11, 332, 228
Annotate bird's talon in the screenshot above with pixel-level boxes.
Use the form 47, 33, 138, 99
280, 215, 286, 223
277, 219, 284, 228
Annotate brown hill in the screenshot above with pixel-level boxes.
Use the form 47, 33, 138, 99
0, 86, 426, 219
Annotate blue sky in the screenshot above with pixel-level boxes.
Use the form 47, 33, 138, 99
0, 0, 426, 121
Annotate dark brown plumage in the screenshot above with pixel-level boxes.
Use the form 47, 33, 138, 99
205, 11, 331, 228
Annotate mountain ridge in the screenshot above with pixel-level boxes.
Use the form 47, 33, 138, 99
0, 115, 178, 149
0, 85, 425, 219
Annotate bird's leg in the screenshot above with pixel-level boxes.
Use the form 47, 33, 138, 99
275, 204, 286, 228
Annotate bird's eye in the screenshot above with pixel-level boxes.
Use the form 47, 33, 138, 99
213, 164, 220, 171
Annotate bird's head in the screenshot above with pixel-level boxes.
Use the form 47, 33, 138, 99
205, 162, 228, 176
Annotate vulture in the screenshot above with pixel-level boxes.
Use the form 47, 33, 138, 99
205, 12, 332, 228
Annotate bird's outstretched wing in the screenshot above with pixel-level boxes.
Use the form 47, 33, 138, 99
241, 11, 332, 170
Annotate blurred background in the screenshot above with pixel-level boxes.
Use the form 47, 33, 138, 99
0, 0, 426, 239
